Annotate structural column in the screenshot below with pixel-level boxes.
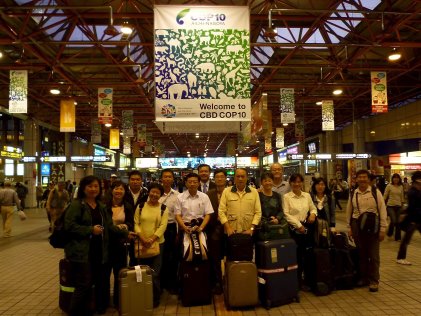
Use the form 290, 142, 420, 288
23, 119, 40, 208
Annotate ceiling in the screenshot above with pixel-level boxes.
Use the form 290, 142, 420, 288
0, 0, 420, 157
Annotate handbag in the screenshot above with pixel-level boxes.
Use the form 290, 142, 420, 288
135, 237, 160, 258
357, 212, 379, 235
256, 217, 290, 241
17, 210, 27, 221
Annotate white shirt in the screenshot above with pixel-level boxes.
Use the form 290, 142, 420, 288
201, 180, 210, 193
283, 191, 317, 229
174, 190, 214, 222
159, 188, 179, 223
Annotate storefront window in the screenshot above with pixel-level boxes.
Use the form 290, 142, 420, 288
17, 163, 24, 176
5, 159, 14, 176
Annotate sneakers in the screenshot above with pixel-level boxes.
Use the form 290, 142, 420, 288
397, 259, 412, 265
369, 283, 379, 292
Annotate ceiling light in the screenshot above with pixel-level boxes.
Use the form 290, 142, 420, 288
195, 135, 199, 138
283, 123, 289, 126
370, 130, 375, 134
316, 101, 322, 105
187, 151, 190, 154
333, 89, 343, 95
121, 22, 133, 35
74, 101, 77, 105
256, 140, 260, 143
187, 153, 191, 157
120, 132, 123, 135
50, 89, 60, 95
388, 48, 401, 61
204, 153, 207, 157
105, 123, 112, 127
0, 52, 3, 58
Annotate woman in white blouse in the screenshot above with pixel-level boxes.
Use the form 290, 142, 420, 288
283, 173, 317, 287
384, 174, 404, 241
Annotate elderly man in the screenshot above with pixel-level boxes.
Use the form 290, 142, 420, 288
269, 163, 291, 197
0, 182, 22, 238
346, 169, 387, 293
219, 168, 262, 237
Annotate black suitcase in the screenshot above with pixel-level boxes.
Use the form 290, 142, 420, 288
305, 248, 334, 296
59, 259, 73, 313
255, 239, 296, 270
258, 264, 299, 308
227, 233, 253, 261
180, 260, 212, 306
331, 233, 356, 290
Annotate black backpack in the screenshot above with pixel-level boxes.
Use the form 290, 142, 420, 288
49, 202, 80, 249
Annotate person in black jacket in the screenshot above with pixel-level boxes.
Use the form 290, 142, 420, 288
397, 171, 421, 265
310, 177, 336, 230
105, 180, 134, 308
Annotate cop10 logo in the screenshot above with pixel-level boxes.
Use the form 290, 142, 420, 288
176, 8, 227, 25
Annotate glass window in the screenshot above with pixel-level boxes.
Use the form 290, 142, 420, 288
17, 163, 24, 176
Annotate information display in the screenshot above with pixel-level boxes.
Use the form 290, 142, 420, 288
236, 156, 259, 167
135, 158, 159, 169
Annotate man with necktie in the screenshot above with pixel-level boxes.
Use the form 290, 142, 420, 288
198, 164, 216, 193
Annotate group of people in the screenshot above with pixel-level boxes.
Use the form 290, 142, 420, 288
46, 162, 421, 315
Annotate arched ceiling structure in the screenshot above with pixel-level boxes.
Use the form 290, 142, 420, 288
0, 0, 420, 156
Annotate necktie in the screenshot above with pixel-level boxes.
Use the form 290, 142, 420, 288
203, 183, 208, 193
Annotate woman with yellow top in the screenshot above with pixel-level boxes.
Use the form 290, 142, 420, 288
134, 183, 168, 307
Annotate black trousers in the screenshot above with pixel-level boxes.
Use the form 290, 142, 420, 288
397, 222, 421, 260
206, 223, 224, 287
160, 223, 180, 291
106, 242, 127, 307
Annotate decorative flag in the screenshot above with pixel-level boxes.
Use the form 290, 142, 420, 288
122, 110, 134, 137
371, 71, 388, 113
262, 93, 268, 110
98, 88, 113, 124
295, 118, 305, 141
265, 137, 272, 153
280, 88, 295, 124
60, 99, 76, 132
9, 70, 28, 113
123, 137, 131, 154
109, 129, 120, 149
226, 139, 236, 156
146, 133, 153, 146
322, 100, 335, 131
276, 128, 284, 148
91, 118, 101, 143
137, 124, 147, 146
154, 5, 250, 122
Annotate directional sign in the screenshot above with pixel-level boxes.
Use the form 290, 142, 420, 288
287, 153, 373, 160
20, 156, 37, 163
40, 156, 67, 162
287, 154, 305, 160
93, 155, 112, 162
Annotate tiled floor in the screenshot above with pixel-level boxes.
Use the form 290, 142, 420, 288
1, 205, 420, 315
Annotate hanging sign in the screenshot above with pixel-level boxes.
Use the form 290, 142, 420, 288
109, 128, 120, 149
295, 118, 305, 141
123, 137, 131, 154
9, 70, 28, 113
137, 124, 147, 146
276, 128, 284, 148
265, 137, 272, 153
91, 118, 101, 143
322, 100, 335, 131
122, 110, 134, 137
371, 71, 388, 113
280, 88, 295, 124
60, 99, 76, 132
98, 88, 113, 124
226, 139, 236, 156
154, 5, 251, 122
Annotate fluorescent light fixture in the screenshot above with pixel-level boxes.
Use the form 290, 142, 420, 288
333, 89, 343, 95
283, 123, 289, 126
50, 89, 60, 95
105, 123, 112, 127
121, 22, 133, 35
316, 101, 322, 105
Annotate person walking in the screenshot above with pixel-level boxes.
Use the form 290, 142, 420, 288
0, 182, 23, 238
384, 174, 404, 241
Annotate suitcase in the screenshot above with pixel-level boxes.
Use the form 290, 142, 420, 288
305, 248, 333, 296
227, 233, 253, 261
180, 261, 212, 307
255, 239, 296, 270
331, 233, 356, 290
313, 218, 331, 248
224, 261, 258, 309
258, 264, 300, 308
119, 266, 153, 316
59, 259, 74, 313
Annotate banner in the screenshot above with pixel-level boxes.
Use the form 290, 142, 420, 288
322, 100, 335, 131
137, 124, 147, 146
91, 118, 101, 143
276, 128, 284, 148
9, 70, 28, 113
280, 88, 295, 123
122, 110, 134, 137
109, 129, 120, 149
154, 5, 250, 121
295, 118, 305, 141
98, 88, 113, 124
123, 137, 131, 154
60, 99, 76, 132
371, 71, 388, 113
262, 93, 268, 110
265, 137, 272, 153
226, 139, 236, 156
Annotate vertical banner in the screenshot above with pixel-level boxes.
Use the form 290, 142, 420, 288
295, 118, 305, 141
276, 128, 284, 148
122, 110, 134, 137
262, 93, 268, 110
322, 100, 335, 131
145, 133, 153, 153
265, 137, 272, 153
226, 139, 236, 156
60, 99, 76, 132
109, 129, 120, 149
154, 6, 250, 122
123, 137, 131, 154
280, 88, 295, 123
98, 88, 113, 124
371, 71, 388, 113
137, 124, 147, 146
9, 70, 28, 113
91, 118, 101, 143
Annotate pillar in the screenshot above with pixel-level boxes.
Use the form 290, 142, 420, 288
23, 119, 40, 208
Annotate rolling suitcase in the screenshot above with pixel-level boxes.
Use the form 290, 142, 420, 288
227, 233, 253, 261
224, 261, 258, 309
305, 248, 334, 296
119, 266, 153, 316
255, 240, 299, 308
331, 233, 356, 290
180, 260, 212, 306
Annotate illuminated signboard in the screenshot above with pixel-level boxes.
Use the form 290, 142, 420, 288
135, 158, 159, 168
236, 157, 259, 167
41, 163, 50, 176
159, 157, 205, 169
40, 156, 67, 162
287, 153, 372, 160
71, 155, 112, 162
20, 156, 37, 163
1, 146, 23, 159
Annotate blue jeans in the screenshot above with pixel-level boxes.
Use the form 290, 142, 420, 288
397, 222, 421, 260
387, 206, 401, 240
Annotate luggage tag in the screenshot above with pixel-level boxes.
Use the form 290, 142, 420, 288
134, 265, 143, 283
